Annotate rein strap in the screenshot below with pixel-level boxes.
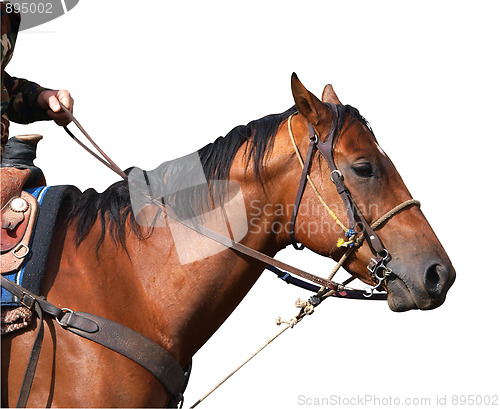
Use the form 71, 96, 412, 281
59, 104, 128, 180
149, 197, 352, 293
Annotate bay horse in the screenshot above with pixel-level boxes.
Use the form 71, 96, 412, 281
1, 75, 455, 407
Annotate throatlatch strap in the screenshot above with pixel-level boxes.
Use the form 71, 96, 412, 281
290, 137, 316, 250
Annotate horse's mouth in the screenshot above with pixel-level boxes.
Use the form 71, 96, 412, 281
385, 275, 418, 312
384, 265, 453, 312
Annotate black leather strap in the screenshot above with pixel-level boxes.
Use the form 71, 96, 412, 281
289, 103, 391, 282
316, 104, 356, 233
1, 276, 188, 407
0, 276, 96, 333
15, 300, 43, 408
290, 131, 316, 250
65, 311, 187, 400
314, 105, 387, 255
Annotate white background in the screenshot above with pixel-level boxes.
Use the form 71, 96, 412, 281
8, 1, 500, 408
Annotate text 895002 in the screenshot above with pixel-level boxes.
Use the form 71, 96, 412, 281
5, 2, 53, 14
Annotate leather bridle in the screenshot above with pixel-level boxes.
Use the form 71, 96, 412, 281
289, 104, 417, 290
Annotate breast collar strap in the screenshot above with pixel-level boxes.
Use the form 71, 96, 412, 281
289, 104, 391, 282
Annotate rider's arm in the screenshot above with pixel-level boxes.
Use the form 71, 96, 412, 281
3, 72, 52, 124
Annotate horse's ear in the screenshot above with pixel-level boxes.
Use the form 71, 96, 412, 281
322, 84, 342, 105
291, 73, 328, 127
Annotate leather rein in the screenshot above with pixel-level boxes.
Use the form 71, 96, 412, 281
63, 102, 419, 297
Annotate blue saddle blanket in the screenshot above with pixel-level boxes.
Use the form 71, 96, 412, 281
1, 185, 80, 307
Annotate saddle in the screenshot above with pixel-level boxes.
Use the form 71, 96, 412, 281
1, 134, 45, 275
1, 191, 40, 274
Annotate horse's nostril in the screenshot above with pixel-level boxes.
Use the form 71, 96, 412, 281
424, 263, 443, 294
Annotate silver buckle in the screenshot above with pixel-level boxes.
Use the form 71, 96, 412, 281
19, 293, 35, 309
330, 169, 343, 182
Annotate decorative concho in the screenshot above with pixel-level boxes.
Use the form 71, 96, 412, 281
10, 197, 29, 213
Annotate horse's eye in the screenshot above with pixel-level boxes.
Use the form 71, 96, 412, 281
352, 162, 374, 178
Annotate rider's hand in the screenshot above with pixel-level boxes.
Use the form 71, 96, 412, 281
38, 90, 74, 126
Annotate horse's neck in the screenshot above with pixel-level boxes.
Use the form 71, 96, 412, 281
123, 145, 302, 363
55, 128, 301, 366
121, 200, 281, 364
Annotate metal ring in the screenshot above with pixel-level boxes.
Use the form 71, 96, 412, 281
310, 133, 318, 144
12, 243, 29, 259
56, 308, 74, 327
363, 286, 374, 298
330, 169, 343, 182
374, 267, 388, 281
379, 249, 390, 261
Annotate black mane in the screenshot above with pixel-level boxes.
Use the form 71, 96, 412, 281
67, 106, 299, 248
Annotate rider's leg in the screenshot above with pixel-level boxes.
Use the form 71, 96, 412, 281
0, 134, 45, 210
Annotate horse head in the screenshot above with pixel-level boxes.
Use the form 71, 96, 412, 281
282, 74, 455, 311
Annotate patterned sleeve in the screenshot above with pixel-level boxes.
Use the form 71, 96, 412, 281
4, 72, 51, 124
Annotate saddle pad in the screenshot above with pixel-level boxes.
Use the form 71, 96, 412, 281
1, 185, 80, 307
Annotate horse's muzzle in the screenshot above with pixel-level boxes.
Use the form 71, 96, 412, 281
385, 261, 456, 312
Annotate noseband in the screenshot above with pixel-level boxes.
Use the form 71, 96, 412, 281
288, 104, 419, 290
